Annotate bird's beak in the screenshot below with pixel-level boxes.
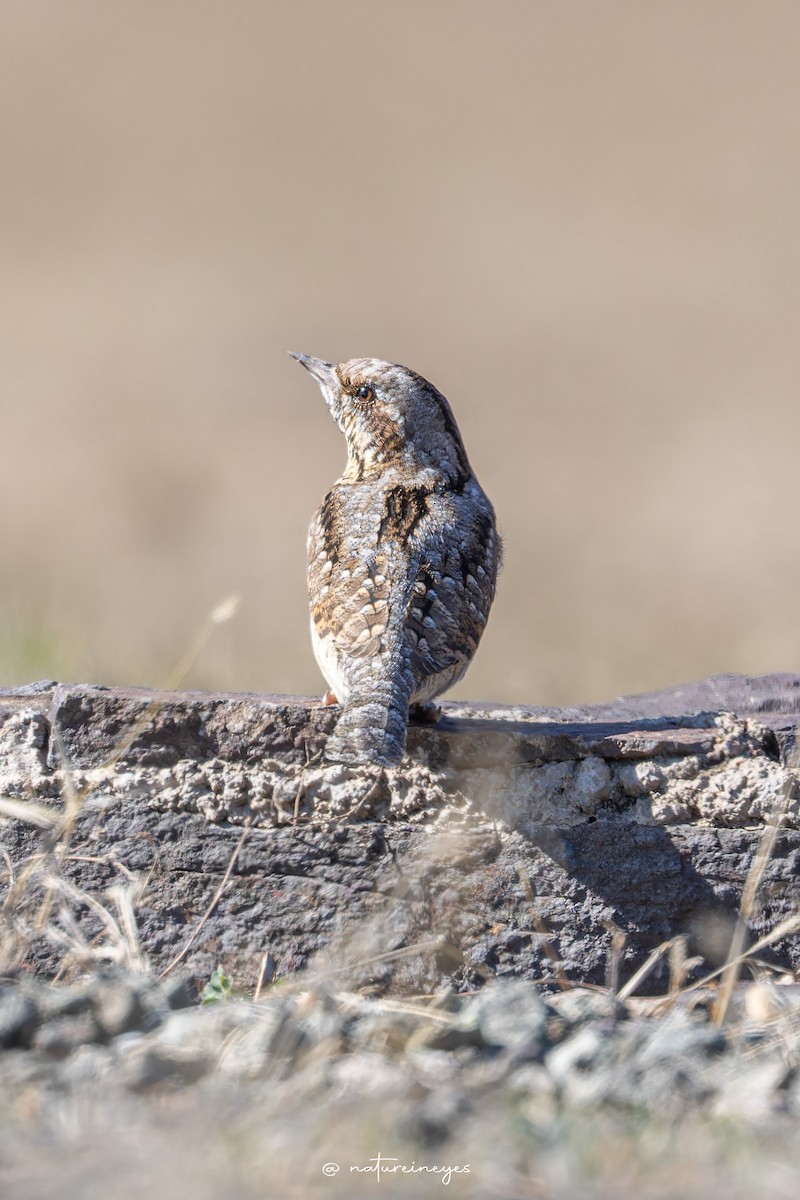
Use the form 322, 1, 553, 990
288, 351, 338, 391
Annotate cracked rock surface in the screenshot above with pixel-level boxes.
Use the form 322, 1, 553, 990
0, 675, 799, 992
2, 675, 800, 1198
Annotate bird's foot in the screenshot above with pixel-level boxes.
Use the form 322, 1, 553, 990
409, 700, 442, 724
322, 690, 340, 707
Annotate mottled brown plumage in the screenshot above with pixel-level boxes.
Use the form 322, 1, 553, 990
291, 353, 500, 767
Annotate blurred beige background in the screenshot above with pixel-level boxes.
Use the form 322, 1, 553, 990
1, 0, 798, 705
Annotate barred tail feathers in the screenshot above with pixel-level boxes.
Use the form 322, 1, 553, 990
325, 695, 407, 767
324, 652, 414, 767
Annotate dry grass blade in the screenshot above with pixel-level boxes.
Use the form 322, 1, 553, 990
163, 593, 240, 692
669, 935, 694, 996
690, 912, 800, 1000
323, 938, 448, 979
603, 918, 628, 996
57, 593, 242, 780
617, 940, 674, 1001
1, 854, 45, 921
713, 746, 799, 1026
158, 822, 252, 979
517, 865, 572, 991
8, 597, 244, 973
32, 725, 90, 937
67, 855, 139, 887
0, 596, 243, 982
49, 725, 83, 842
42, 874, 130, 955
334, 992, 456, 1026
253, 950, 272, 1002
46, 901, 95, 963
332, 770, 385, 823
0, 845, 16, 893
0, 796, 58, 829
107, 883, 147, 974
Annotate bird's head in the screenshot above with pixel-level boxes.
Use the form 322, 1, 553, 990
290, 353, 470, 487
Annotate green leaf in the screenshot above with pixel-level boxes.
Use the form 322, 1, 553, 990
201, 965, 233, 1005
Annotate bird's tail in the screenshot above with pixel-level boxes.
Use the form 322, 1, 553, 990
325, 689, 408, 768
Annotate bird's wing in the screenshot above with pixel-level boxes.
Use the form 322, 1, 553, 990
405, 500, 500, 681
308, 490, 398, 662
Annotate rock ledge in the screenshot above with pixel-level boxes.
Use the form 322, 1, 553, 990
1, 673, 798, 992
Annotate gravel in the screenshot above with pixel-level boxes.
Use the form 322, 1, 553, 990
0, 970, 800, 1198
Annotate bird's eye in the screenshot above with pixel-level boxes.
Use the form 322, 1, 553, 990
356, 384, 374, 401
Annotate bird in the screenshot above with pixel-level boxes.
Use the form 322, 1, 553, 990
290, 352, 501, 768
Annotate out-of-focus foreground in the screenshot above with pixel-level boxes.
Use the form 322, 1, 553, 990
1, 1, 799, 703
2, 674, 800, 1200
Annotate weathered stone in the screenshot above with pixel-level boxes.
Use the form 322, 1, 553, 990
0, 986, 39, 1048
545, 1024, 611, 1089
0, 675, 798, 995
115, 1004, 260, 1090
32, 1013, 103, 1057
546, 988, 626, 1027
635, 1018, 726, 1066
92, 979, 148, 1039
455, 979, 549, 1060
35, 983, 95, 1021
